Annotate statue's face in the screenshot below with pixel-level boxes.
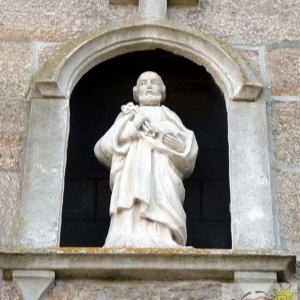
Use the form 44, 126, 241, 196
136, 72, 164, 106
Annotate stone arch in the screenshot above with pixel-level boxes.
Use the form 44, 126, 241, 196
31, 22, 261, 102
18, 20, 275, 250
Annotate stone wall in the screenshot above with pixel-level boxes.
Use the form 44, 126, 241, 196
1, 279, 221, 300
0, 0, 299, 253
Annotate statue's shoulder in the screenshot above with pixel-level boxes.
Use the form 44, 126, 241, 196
161, 105, 176, 115
161, 105, 183, 126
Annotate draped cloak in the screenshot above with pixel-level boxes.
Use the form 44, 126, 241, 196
94, 104, 198, 247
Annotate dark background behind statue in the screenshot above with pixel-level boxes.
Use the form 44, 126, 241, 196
60, 49, 231, 249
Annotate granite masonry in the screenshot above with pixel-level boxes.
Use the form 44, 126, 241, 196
0, 0, 299, 299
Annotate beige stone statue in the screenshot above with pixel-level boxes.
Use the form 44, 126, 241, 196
94, 71, 198, 247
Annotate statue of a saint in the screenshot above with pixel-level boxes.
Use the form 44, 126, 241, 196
94, 71, 198, 247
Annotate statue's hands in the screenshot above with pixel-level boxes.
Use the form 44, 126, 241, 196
162, 132, 186, 152
132, 112, 148, 130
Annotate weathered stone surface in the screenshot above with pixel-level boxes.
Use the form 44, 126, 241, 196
1, 248, 294, 281
0, 0, 136, 41
272, 102, 300, 167
0, 42, 32, 98
238, 49, 260, 79
1, 0, 299, 45
0, 101, 27, 135
46, 280, 221, 300
0, 135, 22, 170
18, 99, 69, 247
110, 0, 198, 4
0, 281, 22, 300
266, 48, 300, 96
0, 100, 27, 170
139, 0, 167, 19
234, 271, 277, 283
37, 43, 61, 69
13, 270, 55, 300
168, 0, 300, 45
31, 21, 262, 102
228, 98, 274, 249
277, 172, 300, 245
0, 172, 20, 246
46, 284, 94, 300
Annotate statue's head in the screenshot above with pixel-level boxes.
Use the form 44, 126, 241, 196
133, 71, 166, 106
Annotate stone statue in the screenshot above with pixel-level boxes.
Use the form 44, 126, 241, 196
94, 71, 198, 247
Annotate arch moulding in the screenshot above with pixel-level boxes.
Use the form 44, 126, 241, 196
31, 21, 261, 102
17, 20, 275, 251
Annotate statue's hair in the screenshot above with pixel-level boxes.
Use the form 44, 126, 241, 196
133, 71, 166, 103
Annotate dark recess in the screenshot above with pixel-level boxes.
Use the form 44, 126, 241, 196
60, 50, 231, 249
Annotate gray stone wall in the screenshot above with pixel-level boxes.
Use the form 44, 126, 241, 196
1, 279, 221, 300
0, 0, 299, 253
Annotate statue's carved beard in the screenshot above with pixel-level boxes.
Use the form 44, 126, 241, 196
139, 94, 162, 106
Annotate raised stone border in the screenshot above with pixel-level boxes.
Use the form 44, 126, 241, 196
30, 20, 262, 101
0, 248, 295, 282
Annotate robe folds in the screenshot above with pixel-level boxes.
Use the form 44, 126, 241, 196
94, 104, 198, 247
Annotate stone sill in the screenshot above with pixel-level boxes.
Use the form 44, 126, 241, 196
109, 0, 198, 6
0, 248, 295, 281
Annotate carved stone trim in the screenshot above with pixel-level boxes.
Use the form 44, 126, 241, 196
1, 248, 296, 282
12, 270, 55, 300
30, 21, 262, 102
139, 0, 167, 19
234, 271, 277, 283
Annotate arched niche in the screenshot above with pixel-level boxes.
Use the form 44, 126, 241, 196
17, 20, 275, 250
60, 49, 231, 248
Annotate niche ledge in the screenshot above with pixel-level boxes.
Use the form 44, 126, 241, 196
0, 247, 295, 282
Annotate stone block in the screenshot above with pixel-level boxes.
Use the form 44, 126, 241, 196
110, 0, 198, 5
0, 0, 136, 41
0, 0, 299, 46
13, 270, 55, 300
266, 48, 300, 96
0, 172, 20, 246
277, 172, 300, 245
37, 43, 61, 69
139, 0, 167, 19
46, 280, 221, 300
168, 0, 300, 45
239, 49, 260, 79
234, 271, 277, 283
228, 98, 274, 249
0, 42, 32, 98
18, 99, 69, 247
0, 281, 22, 300
0, 100, 27, 135
0, 100, 27, 170
0, 134, 23, 170
272, 102, 300, 167
46, 286, 94, 300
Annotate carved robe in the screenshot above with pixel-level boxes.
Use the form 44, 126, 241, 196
94, 104, 198, 247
